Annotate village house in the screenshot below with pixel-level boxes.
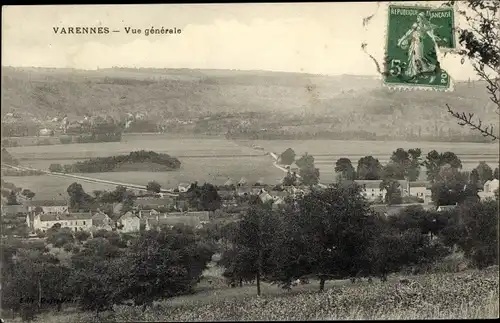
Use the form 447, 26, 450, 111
251, 187, 265, 195
237, 177, 248, 187
407, 181, 432, 201
269, 190, 290, 199
237, 186, 252, 196
287, 162, 300, 173
143, 211, 210, 230
178, 183, 191, 193
353, 180, 387, 201
117, 211, 141, 233
24, 200, 69, 214
91, 211, 113, 231
1, 204, 29, 217
135, 197, 176, 210
484, 179, 499, 193
436, 205, 457, 212
30, 212, 93, 233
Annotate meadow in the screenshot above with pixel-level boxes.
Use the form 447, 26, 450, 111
3, 135, 498, 198
18, 267, 499, 322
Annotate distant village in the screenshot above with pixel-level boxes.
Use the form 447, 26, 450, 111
2, 172, 498, 239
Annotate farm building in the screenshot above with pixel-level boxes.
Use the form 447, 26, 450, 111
31, 212, 93, 233
135, 197, 176, 210
178, 183, 191, 193
24, 200, 69, 214
117, 211, 141, 232
1, 204, 29, 216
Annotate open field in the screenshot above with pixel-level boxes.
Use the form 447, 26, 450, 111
81, 156, 284, 187
15, 267, 499, 322
3, 135, 498, 198
0, 175, 123, 200
6, 135, 263, 161
2, 154, 285, 199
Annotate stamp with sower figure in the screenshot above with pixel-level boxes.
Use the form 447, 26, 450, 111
384, 5, 456, 90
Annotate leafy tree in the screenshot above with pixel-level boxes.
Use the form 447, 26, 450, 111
122, 225, 215, 310
21, 189, 36, 200
279, 148, 296, 165
295, 153, 320, 186
146, 181, 161, 193
46, 226, 75, 248
334, 158, 356, 181
470, 168, 481, 185
186, 182, 222, 211
275, 184, 378, 291
1, 247, 71, 321
431, 164, 479, 206
219, 204, 282, 295
474, 161, 494, 183
389, 148, 411, 180
299, 166, 320, 186
445, 0, 499, 141
295, 153, 315, 169
48, 163, 63, 172
407, 148, 423, 181
67, 182, 94, 212
379, 179, 403, 205
494, 167, 499, 179
7, 190, 19, 205
356, 156, 382, 180
74, 230, 90, 243
282, 171, 298, 186
453, 200, 498, 268
423, 150, 462, 182
69, 238, 128, 316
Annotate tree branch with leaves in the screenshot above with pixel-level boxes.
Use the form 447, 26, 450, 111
445, 0, 499, 141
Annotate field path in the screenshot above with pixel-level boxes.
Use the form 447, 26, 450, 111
266, 152, 327, 188
2, 164, 179, 196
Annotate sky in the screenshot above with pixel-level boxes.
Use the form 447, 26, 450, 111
1, 2, 482, 80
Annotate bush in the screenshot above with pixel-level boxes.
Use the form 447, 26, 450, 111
49, 163, 64, 172
60, 135, 72, 144
63, 243, 74, 252
35, 138, 52, 146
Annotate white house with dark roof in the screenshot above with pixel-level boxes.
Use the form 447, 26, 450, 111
238, 177, 248, 186
354, 180, 387, 201
117, 211, 141, 233
91, 211, 113, 231
145, 213, 205, 231
24, 200, 68, 214
178, 183, 192, 193
437, 205, 457, 212
237, 186, 251, 196
32, 212, 93, 233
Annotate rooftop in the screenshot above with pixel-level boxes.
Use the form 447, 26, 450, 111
24, 200, 67, 207
39, 212, 93, 222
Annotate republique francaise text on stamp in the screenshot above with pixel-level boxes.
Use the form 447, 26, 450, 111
384, 5, 456, 91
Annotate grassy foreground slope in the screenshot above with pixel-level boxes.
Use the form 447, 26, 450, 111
22, 267, 499, 322
2, 67, 498, 138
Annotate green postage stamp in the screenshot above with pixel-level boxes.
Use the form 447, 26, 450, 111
384, 4, 456, 91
